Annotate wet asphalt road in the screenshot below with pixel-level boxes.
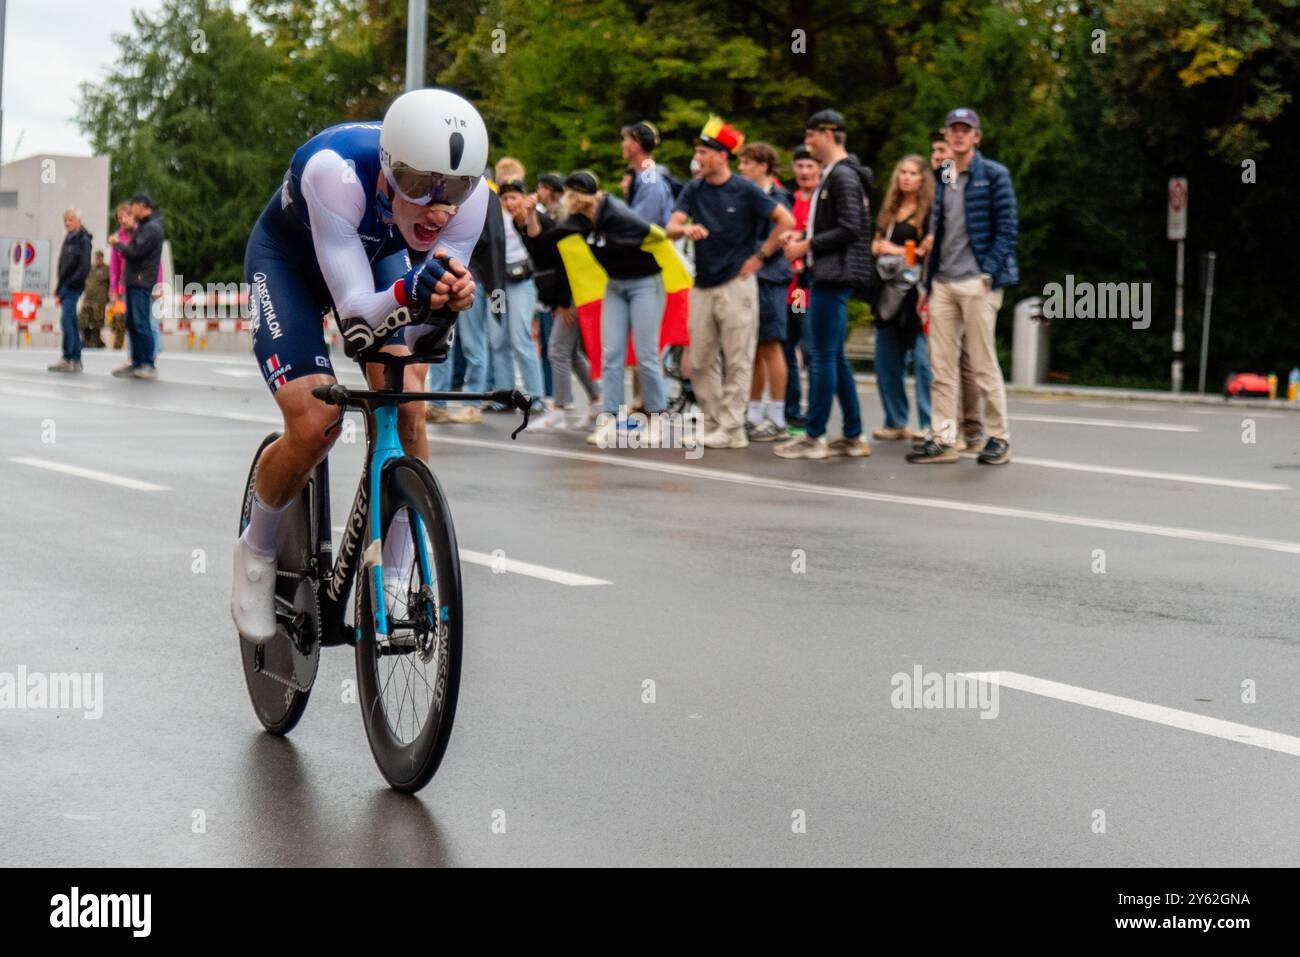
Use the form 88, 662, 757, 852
2, 346, 1300, 866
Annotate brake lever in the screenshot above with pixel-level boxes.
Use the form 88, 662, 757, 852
510, 389, 530, 440
316, 384, 350, 437
324, 405, 346, 437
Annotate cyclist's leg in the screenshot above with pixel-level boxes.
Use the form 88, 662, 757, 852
235, 235, 340, 641
246, 250, 342, 511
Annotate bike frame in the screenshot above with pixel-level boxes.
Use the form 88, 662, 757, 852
305, 372, 529, 649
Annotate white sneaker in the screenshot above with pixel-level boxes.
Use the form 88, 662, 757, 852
538, 408, 568, 431
585, 417, 617, 446
577, 398, 602, 429
702, 427, 748, 449
231, 537, 278, 644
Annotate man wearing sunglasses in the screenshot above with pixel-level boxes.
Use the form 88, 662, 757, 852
232, 87, 489, 644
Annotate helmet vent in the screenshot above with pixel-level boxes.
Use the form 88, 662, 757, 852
448, 132, 465, 170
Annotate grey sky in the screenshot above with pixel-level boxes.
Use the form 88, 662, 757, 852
2, 0, 168, 160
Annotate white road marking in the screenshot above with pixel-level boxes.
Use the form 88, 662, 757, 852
1011, 413, 1200, 432
4, 386, 1294, 555
956, 453, 1288, 491
427, 434, 1300, 555
960, 671, 1300, 758
10, 456, 169, 491
459, 549, 611, 585
0, 372, 103, 390
213, 368, 263, 378
332, 528, 610, 586
0, 384, 281, 425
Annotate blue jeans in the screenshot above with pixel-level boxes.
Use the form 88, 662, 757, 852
537, 308, 554, 397
782, 302, 807, 420
874, 320, 932, 430
429, 292, 490, 406
126, 286, 156, 367
805, 284, 861, 440
601, 274, 667, 413
58, 288, 83, 361
489, 279, 544, 399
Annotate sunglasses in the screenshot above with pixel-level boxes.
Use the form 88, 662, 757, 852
385, 156, 478, 209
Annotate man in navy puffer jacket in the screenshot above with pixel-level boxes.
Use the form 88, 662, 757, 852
910, 107, 1019, 466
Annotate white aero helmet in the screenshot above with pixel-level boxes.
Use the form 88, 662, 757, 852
379, 88, 488, 209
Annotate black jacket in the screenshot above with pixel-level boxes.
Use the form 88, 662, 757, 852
471, 189, 507, 309
521, 209, 572, 309
120, 211, 165, 289
808, 158, 874, 295
56, 225, 93, 292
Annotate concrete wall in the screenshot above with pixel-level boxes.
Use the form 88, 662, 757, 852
0, 153, 113, 259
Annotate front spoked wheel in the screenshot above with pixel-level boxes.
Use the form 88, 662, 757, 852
355, 457, 463, 793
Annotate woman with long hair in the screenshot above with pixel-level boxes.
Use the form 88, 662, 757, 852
541, 171, 670, 445
870, 154, 935, 441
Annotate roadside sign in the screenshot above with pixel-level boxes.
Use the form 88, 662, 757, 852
1, 237, 52, 297
11, 290, 42, 323
1167, 177, 1188, 241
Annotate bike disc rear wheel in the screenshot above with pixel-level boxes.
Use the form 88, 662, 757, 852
238, 432, 319, 735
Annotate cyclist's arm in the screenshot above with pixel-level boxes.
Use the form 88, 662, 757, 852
300, 149, 401, 328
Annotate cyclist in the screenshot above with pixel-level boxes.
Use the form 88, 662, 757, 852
232, 88, 490, 644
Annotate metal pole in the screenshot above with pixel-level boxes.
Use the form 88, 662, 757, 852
405, 0, 427, 92
1197, 251, 1216, 395
1172, 239, 1185, 393
1, 0, 8, 163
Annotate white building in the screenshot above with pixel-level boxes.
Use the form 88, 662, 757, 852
0, 154, 111, 338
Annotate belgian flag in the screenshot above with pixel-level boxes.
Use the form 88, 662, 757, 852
552, 199, 692, 380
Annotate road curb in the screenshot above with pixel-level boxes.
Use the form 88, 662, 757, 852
849, 372, 1300, 413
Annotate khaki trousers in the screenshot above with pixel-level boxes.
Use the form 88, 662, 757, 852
928, 277, 1008, 443
688, 273, 758, 434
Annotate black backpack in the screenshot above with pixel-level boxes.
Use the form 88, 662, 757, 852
659, 167, 686, 200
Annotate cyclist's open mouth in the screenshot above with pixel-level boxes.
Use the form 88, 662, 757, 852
412, 222, 439, 245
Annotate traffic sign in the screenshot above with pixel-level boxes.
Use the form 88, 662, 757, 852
1, 237, 52, 296
1167, 177, 1188, 241
11, 291, 42, 323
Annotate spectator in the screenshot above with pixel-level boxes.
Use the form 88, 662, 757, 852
621, 120, 676, 227
531, 173, 570, 402
517, 186, 600, 431
109, 193, 164, 379
78, 250, 111, 349
737, 141, 795, 441
930, 129, 952, 172
776, 109, 873, 459
47, 208, 92, 373
491, 174, 546, 411
539, 170, 673, 446
782, 143, 820, 431
427, 175, 504, 424
928, 128, 982, 450
667, 117, 794, 449
871, 154, 934, 441
537, 172, 566, 218
109, 298, 128, 351
909, 108, 1019, 465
